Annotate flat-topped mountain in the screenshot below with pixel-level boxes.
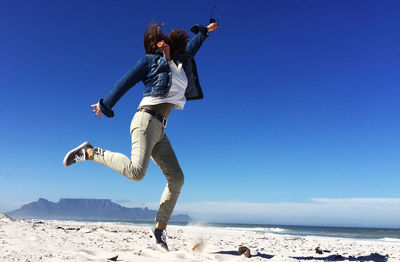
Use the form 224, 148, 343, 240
6, 198, 190, 222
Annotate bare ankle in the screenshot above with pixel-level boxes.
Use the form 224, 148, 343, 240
87, 148, 93, 160
156, 222, 166, 230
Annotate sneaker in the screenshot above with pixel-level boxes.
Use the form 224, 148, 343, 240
63, 142, 93, 167
151, 226, 169, 252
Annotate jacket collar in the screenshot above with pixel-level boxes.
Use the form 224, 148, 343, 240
171, 51, 190, 63
155, 50, 165, 57
154, 50, 190, 63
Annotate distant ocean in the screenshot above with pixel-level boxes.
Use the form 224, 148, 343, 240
118, 221, 400, 242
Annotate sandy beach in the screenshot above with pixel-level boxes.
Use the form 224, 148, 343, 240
1, 214, 398, 262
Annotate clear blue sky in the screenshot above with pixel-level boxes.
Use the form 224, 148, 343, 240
1, 0, 399, 227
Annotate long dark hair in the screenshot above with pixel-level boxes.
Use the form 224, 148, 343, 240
167, 29, 189, 55
144, 23, 167, 54
144, 22, 189, 55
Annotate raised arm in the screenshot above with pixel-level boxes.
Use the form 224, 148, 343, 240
93, 56, 149, 118
186, 23, 219, 57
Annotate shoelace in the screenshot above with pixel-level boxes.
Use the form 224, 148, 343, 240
74, 149, 86, 163
160, 230, 167, 243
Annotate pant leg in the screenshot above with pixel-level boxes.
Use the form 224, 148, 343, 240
92, 111, 163, 181
151, 133, 184, 225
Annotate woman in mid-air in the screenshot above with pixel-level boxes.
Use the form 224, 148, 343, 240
63, 21, 219, 251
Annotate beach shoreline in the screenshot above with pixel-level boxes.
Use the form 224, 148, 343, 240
1, 215, 399, 261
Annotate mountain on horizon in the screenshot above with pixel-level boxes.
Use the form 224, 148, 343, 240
5, 198, 191, 222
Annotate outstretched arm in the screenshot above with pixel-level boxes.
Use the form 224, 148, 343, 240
186, 22, 219, 57
92, 56, 149, 118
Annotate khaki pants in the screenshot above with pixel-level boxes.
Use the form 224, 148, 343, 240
92, 111, 184, 225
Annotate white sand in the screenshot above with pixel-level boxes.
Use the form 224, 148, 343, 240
1, 215, 399, 261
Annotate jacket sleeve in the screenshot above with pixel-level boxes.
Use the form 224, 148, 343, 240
99, 56, 149, 118
186, 24, 209, 57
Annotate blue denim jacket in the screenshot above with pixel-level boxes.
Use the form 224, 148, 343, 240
99, 24, 209, 118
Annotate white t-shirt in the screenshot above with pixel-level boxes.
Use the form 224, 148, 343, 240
139, 61, 188, 110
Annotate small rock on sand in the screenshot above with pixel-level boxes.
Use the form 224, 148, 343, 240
238, 246, 251, 258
